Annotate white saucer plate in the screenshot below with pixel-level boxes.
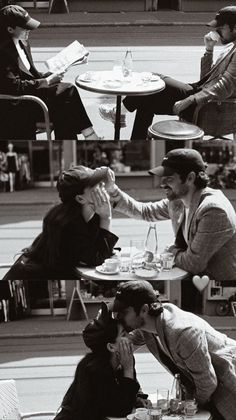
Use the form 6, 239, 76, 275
96, 265, 119, 275
78, 72, 97, 82
134, 268, 158, 279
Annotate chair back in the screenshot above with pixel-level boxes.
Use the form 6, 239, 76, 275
0, 380, 21, 420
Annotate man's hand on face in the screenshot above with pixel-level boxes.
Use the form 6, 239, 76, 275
204, 31, 219, 52
104, 168, 116, 193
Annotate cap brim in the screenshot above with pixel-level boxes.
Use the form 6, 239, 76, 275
207, 19, 218, 28
24, 17, 40, 30
89, 168, 108, 187
148, 166, 176, 177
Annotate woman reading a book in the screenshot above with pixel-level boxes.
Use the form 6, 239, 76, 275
0, 5, 101, 140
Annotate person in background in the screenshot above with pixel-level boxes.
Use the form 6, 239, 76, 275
100, 6, 236, 140
6, 142, 19, 192
53, 302, 142, 420
111, 280, 236, 420
2, 166, 118, 280
0, 149, 8, 192
0, 5, 101, 140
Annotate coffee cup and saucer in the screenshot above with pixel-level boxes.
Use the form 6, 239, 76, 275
96, 258, 120, 275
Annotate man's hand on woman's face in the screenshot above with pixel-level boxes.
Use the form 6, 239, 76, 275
105, 168, 116, 193
90, 185, 111, 219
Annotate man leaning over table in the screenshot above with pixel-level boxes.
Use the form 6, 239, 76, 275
110, 280, 236, 420
92, 148, 236, 311
100, 5, 236, 140
0, 5, 101, 140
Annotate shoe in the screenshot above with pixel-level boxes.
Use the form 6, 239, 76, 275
99, 104, 126, 128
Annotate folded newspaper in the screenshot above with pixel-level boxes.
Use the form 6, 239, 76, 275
46, 40, 89, 73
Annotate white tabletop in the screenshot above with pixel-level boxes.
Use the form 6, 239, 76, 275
76, 266, 188, 282
75, 70, 165, 96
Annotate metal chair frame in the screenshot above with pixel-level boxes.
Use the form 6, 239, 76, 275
0, 379, 55, 420
0, 94, 53, 140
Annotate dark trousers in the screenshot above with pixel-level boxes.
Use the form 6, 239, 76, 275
123, 75, 197, 140
39, 82, 92, 140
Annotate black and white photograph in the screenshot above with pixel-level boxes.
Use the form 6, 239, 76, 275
1, 1, 236, 420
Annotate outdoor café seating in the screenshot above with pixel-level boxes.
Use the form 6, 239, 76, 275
0, 94, 53, 140
0, 379, 55, 420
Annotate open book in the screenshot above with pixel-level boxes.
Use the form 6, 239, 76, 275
46, 40, 89, 73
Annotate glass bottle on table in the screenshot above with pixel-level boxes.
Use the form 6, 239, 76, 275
170, 373, 182, 414
144, 223, 158, 263
122, 49, 133, 79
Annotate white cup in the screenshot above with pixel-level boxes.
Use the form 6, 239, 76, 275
102, 258, 119, 272
208, 30, 220, 42
134, 408, 148, 420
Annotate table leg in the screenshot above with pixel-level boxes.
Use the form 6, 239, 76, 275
114, 95, 122, 141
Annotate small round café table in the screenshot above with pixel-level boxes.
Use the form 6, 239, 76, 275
76, 265, 188, 310
75, 70, 165, 140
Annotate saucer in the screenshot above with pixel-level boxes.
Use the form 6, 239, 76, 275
96, 265, 119, 275
127, 415, 135, 420
78, 72, 97, 82
134, 268, 158, 279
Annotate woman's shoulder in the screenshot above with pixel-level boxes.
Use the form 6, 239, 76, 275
77, 353, 111, 376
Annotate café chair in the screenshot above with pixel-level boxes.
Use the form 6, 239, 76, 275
0, 379, 55, 420
192, 98, 236, 141
147, 119, 204, 145
0, 94, 53, 140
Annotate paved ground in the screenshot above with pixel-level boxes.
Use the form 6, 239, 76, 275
31, 10, 216, 27
1, 313, 236, 339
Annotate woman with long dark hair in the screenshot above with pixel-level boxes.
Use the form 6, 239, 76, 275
3, 166, 118, 280
54, 302, 141, 420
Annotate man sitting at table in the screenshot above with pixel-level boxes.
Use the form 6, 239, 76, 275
111, 280, 236, 420
0, 5, 101, 139
99, 6, 236, 140
93, 148, 236, 311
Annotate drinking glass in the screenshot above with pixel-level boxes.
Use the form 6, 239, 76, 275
160, 252, 175, 271
156, 388, 169, 414
130, 239, 145, 270
113, 59, 123, 80
141, 71, 152, 84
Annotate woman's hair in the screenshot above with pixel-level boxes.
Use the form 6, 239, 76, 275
83, 302, 119, 354
24, 200, 82, 269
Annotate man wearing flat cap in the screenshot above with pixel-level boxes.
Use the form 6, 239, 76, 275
100, 5, 236, 140
0, 5, 101, 139
102, 148, 236, 310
